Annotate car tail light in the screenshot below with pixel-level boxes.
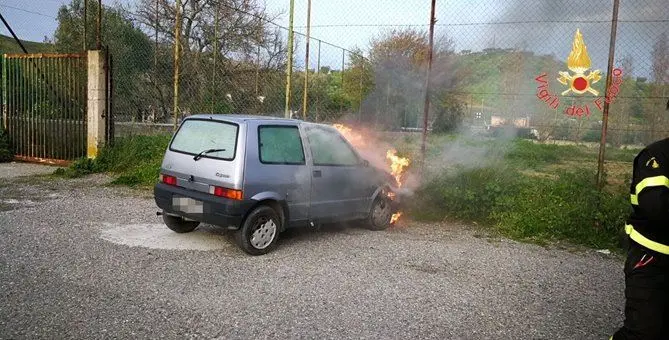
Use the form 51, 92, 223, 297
209, 185, 243, 200
160, 174, 177, 186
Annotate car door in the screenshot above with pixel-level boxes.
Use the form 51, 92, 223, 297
244, 124, 311, 224
305, 125, 369, 222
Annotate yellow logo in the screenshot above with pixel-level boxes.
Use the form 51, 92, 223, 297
557, 29, 602, 96
646, 157, 660, 169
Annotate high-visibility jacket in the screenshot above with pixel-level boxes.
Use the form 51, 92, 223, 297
626, 137, 669, 254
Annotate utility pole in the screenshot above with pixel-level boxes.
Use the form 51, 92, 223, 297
302, 0, 312, 121
173, 0, 182, 130
284, 0, 295, 118
420, 0, 436, 176
596, 0, 620, 189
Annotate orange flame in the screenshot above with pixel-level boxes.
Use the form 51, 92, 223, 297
567, 29, 592, 73
386, 149, 410, 188
333, 124, 410, 225
333, 124, 366, 147
390, 212, 402, 224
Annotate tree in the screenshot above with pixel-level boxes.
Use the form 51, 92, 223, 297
54, 0, 154, 120
432, 93, 464, 133
366, 27, 458, 130
652, 32, 669, 84
133, 0, 287, 117
342, 49, 374, 116
648, 32, 669, 142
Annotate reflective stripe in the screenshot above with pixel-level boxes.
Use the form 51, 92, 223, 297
630, 194, 638, 205
635, 175, 669, 196
630, 175, 668, 205
625, 224, 669, 255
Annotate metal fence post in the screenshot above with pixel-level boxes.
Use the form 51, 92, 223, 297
340, 49, 344, 116
302, 0, 311, 121
420, 0, 436, 176
316, 39, 321, 121
1, 55, 6, 131
284, 0, 295, 118
173, 0, 182, 131
596, 0, 621, 189
96, 0, 102, 50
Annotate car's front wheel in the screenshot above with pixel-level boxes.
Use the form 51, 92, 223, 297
163, 213, 200, 233
366, 194, 393, 230
235, 205, 281, 255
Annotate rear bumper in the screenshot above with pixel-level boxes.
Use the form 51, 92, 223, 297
154, 182, 253, 229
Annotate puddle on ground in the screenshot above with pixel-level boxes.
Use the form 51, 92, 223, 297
99, 223, 233, 251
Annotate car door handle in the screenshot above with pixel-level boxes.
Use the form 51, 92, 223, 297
313, 170, 322, 178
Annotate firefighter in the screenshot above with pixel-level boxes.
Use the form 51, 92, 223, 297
612, 136, 669, 340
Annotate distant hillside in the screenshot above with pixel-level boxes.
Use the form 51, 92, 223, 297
0, 34, 53, 54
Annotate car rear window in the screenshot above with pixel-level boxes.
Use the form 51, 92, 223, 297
170, 119, 238, 160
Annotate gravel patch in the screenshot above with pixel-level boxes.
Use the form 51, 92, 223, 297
0, 165, 627, 339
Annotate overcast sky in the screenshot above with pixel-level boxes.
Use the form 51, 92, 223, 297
1, 0, 666, 78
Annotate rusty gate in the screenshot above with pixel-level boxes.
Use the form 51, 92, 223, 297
1, 53, 88, 165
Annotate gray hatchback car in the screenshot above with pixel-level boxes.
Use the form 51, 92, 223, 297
154, 114, 400, 255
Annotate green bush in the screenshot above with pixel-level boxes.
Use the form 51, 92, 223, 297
55, 134, 171, 186
0, 128, 12, 162
409, 164, 522, 223
491, 170, 629, 248
409, 165, 630, 249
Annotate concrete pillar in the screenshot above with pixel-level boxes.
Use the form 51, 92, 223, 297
87, 50, 106, 159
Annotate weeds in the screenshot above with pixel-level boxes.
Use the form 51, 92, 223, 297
54, 134, 171, 187
410, 136, 635, 250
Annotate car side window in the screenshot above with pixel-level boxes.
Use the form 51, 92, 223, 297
306, 127, 359, 166
258, 125, 306, 165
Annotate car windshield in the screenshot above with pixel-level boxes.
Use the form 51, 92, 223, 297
170, 119, 238, 160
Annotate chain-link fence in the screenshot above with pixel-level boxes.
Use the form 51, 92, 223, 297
113, 0, 374, 132
1, 0, 668, 145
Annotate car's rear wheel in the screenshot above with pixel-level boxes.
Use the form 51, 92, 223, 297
235, 205, 281, 255
366, 194, 392, 230
162, 213, 200, 233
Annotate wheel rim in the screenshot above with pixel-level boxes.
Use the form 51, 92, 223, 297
372, 199, 391, 226
250, 217, 277, 250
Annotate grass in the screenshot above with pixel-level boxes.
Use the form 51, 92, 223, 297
405, 134, 635, 250
0, 34, 54, 54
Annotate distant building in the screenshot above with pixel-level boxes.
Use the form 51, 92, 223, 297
489, 115, 530, 128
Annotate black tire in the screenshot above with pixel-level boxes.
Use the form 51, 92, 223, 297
235, 205, 281, 255
162, 213, 200, 233
366, 194, 393, 231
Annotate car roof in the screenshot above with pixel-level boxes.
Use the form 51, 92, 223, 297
183, 114, 339, 131
185, 114, 302, 124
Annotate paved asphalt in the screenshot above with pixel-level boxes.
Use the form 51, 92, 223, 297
0, 164, 626, 339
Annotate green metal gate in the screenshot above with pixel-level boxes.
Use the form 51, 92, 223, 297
1, 53, 87, 164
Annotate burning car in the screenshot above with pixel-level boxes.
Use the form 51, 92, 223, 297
154, 115, 401, 255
